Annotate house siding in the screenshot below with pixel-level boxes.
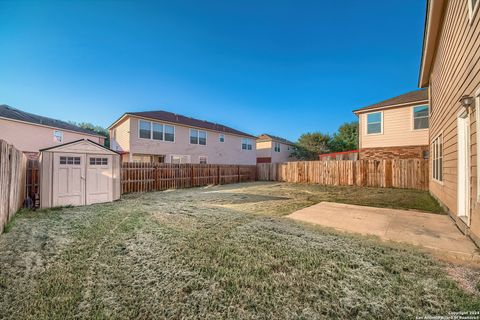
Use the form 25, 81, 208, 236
428, 0, 480, 244
112, 116, 256, 165
110, 117, 131, 153
256, 140, 295, 163
0, 118, 105, 153
359, 104, 429, 149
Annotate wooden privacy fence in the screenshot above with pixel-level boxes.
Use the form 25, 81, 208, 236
257, 159, 429, 190
121, 162, 257, 193
0, 140, 27, 234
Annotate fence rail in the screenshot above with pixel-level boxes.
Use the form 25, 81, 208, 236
257, 159, 429, 190
0, 140, 27, 234
121, 162, 257, 193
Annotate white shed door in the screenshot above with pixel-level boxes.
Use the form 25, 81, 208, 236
86, 155, 113, 205
53, 153, 85, 207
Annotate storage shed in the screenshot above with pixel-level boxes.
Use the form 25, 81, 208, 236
39, 139, 121, 208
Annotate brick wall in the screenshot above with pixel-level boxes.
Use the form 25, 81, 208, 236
359, 145, 429, 160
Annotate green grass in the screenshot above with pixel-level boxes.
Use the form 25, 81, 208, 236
0, 182, 477, 319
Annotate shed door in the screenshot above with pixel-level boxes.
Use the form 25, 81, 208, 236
86, 155, 113, 205
53, 153, 85, 207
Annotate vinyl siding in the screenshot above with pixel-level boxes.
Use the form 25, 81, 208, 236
110, 117, 130, 153
256, 141, 272, 158
428, 0, 480, 239
359, 104, 429, 148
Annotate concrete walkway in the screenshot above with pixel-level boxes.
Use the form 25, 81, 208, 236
288, 202, 480, 264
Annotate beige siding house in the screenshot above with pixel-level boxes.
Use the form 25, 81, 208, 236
109, 110, 257, 165
256, 134, 295, 163
419, 0, 480, 246
353, 90, 430, 159
0, 105, 105, 158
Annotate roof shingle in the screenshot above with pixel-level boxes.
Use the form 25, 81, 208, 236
353, 89, 428, 113
257, 134, 295, 145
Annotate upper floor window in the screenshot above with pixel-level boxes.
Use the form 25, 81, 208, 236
274, 142, 281, 152
53, 130, 63, 143
366, 112, 382, 134
139, 120, 152, 139
469, 0, 479, 20
219, 133, 225, 143
190, 129, 207, 145
413, 105, 429, 130
139, 119, 175, 142
241, 138, 253, 150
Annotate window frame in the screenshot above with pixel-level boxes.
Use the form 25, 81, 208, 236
138, 119, 175, 143
189, 129, 207, 146
199, 156, 207, 164
241, 138, 253, 150
365, 111, 383, 135
468, 0, 479, 22
219, 133, 225, 143
274, 142, 281, 152
53, 130, 63, 143
432, 133, 443, 183
412, 105, 429, 131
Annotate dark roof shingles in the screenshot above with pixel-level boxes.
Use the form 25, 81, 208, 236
258, 133, 295, 145
128, 110, 256, 138
354, 89, 428, 113
0, 105, 101, 136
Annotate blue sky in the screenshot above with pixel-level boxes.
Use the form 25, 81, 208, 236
0, 0, 426, 141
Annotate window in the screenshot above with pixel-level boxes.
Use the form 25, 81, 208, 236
432, 134, 443, 182
219, 134, 225, 143
413, 105, 429, 130
190, 129, 207, 145
60, 156, 80, 165
89, 157, 108, 165
165, 125, 175, 142
139, 120, 152, 139
241, 138, 253, 150
366, 112, 382, 134
199, 156, 207, 164
171, 155, 190, 164
53, 130, 63, 143
152, 123, 164, 140
469, 0, 479, 20
274, 142, 281, 152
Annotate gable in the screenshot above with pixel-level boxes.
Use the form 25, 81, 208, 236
41, 139, 117, 155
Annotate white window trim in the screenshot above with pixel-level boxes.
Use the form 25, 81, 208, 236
138, 119, 175, 143
241, 138, 253, 151
199, 155, 208, 164
274, 142, 281, 152
53, 130, 63, 143
468, 0, 479, 22
219, 133, 225, 143
189, 128, 207, 146
475, 87, 480, 201
365, 111, 383, 135
412, 105, 429, 131
432, 132, 444, 184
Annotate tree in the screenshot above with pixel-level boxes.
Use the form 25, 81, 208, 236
292, 132, 331, 160
329, 121, 358, 152
70, 122, 110, 147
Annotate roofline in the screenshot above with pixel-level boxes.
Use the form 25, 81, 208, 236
108, 113, 257, 139
0, 115, 105, 139
256, 137, 296, 145
418, 0, 446, 88
40, 138, 120, 154
352, 99, 429, 115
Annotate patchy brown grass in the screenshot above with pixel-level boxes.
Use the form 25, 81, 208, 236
0, 182, 477, 319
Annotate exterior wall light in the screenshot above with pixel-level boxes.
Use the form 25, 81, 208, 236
459, 95, 474, 112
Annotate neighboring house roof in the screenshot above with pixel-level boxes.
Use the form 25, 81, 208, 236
257, 134, 295, 145
418, 0, 447, 87
0, 104, 104, 138
353, 89, 429, 114
109, 110, 256, 138
40, 139, 119, 154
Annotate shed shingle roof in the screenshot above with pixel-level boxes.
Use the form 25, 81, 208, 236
0, 105, 103, 137
116, 110, 256, 138
257, 134, 295, 145
353, 89, 428, 113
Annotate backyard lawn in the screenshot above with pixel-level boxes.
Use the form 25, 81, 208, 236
0, 182, 478, 319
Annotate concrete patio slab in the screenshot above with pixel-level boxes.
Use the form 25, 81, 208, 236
288, 202, 480, 264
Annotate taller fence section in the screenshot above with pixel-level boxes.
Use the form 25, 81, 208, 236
257, 159, 429, 190
121, 162, 257, 193
0, 140, 27, 234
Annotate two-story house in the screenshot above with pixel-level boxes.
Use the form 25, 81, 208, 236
418, 0, 480, 246
353, 89, 430, 160
0, 105, 105, 158
256, 134, 295, 163
108, 110, 257, 165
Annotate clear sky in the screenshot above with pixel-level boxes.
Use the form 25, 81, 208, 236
0, 0, 426, 141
